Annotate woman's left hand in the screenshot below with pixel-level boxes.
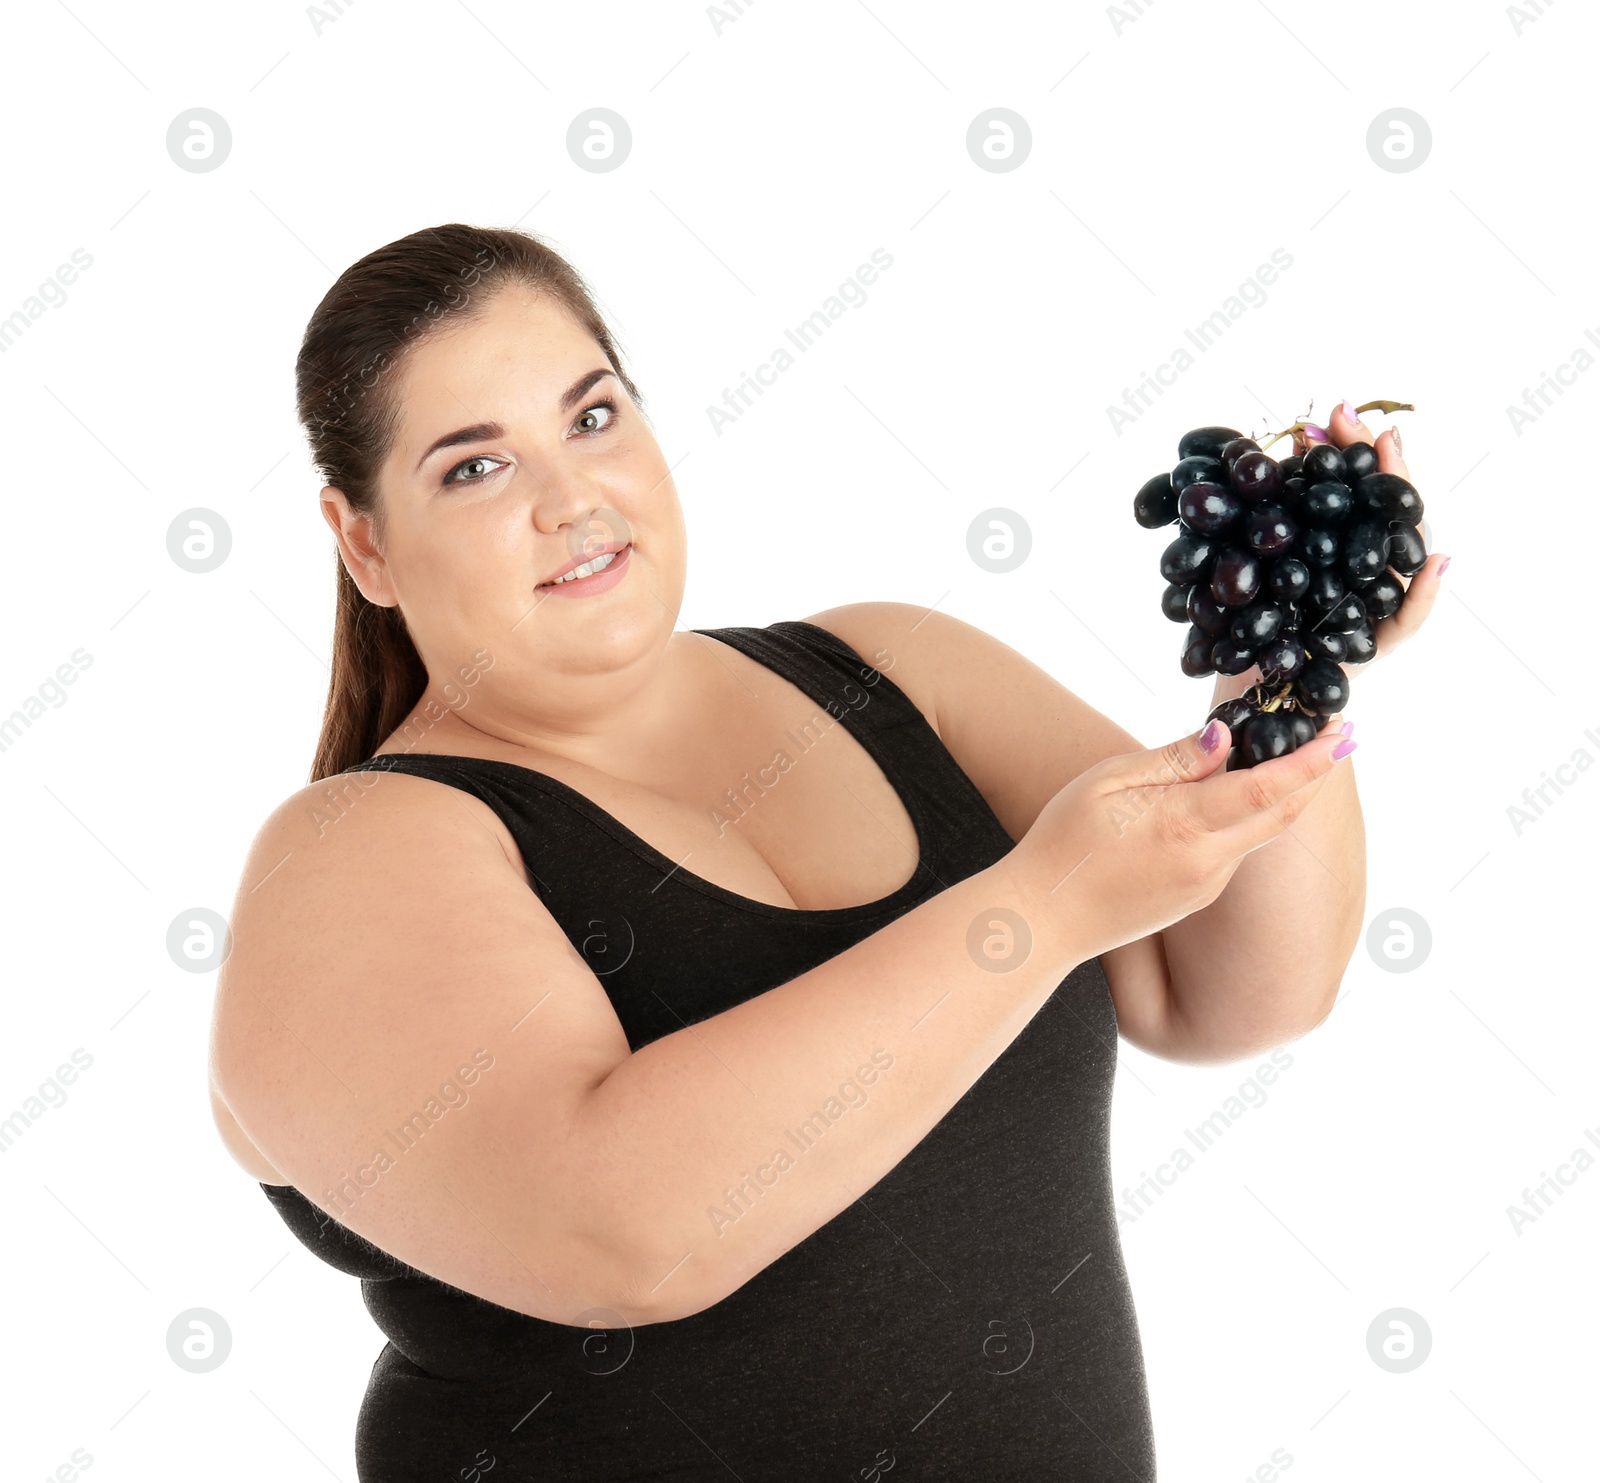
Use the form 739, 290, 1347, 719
1315, 400, 1449, 677
1211, 400, 1451, 707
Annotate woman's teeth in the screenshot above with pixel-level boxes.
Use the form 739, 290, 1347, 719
547, 549, 620, 585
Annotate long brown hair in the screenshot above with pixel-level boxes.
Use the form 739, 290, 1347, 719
296, 223, 644, 783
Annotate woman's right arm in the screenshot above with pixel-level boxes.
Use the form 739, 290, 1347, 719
211, 723, 1344, 1327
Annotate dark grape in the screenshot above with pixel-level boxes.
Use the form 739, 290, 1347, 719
1386, 523, 1427, 577
1301, 443, 1348, 483
1295, 525, 1339, 568
1229, 450, 1284, 503
1246, 503, 1298, 558
1241, 711, 1296, 765
1211, 636, 1259, 675
1341, 519, 1390, 585
1311, 711, 1333, 732
1278, 452, 1305, 480
1326, 593, 1368, 632
1356, 472, 1423, 525
1187, 583, 1231, 636
1304, 566, 1347, 614
1231, 599, 1284, 648
1303, 629, 1348, 664
1225, 746, 1249, 771
1161, 581, 1193, 623
1343, 617, 1378, 664
1209, 546, 1263, 608
1178, 481, 1245, 535
1181, 625, 1218, 677
1134, 472, 1180, 529
1178, 426, 1245, 461
1171, 455, 1225, 492
1257, 634, 1306, 685
1294, 657, 1349, 715
1344, 442, 1378, 482
1303, 480, 1354, 524
1207, 694, 1262, 744
1286, 709, 1318, 748
1217, 436, 1260, 471
1267, 556, 1311, 604
1361, 570, 1405, 622
1160, 531, 1218, 584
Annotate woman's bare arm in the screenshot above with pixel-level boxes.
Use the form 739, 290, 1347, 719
211, 770, 1086, 1328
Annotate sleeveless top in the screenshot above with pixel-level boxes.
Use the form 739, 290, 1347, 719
258, 620, 1156, 1480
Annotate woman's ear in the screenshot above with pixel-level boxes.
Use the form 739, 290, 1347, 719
321, 486, 398, 607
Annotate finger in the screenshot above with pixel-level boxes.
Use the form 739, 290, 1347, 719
1377, 551, 1450, 652
1374, 424, 1411, 482
1127, 719, 1235, 793
1184, 726, 1355, 840
1328, 399, 1376, 450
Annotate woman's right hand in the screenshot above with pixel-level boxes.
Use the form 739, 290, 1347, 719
1006, 717, 1353, 960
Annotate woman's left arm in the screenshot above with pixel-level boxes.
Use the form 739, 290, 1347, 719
806, 409, 1446, 1065
1159, 403, 1449, 1060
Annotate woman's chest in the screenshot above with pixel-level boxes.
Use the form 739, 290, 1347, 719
535, 681, 925, 913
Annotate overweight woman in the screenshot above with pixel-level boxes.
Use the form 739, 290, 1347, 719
207, 224, 1443, 1480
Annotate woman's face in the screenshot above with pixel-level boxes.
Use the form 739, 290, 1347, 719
324, 283, 687, 733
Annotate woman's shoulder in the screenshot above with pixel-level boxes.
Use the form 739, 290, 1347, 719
795, 600, 945, 738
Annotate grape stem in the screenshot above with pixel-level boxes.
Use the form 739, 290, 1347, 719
1257, 398, 1415, 454
1260, 683, 1294, 713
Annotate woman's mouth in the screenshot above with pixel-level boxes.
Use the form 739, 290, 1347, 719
537, 543, 632, 597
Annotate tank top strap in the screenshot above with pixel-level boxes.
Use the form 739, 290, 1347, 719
695, 619, 933, 749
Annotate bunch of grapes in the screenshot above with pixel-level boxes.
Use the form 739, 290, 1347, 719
1132, 403, 1426, 770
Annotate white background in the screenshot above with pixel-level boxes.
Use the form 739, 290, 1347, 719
1, 2, 1593, 1479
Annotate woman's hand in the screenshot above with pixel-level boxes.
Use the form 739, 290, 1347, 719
1210, 400, 1451, 710
1306, 400, 1450, 679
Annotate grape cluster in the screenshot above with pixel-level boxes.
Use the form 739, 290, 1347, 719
1133, 420, 1425, 770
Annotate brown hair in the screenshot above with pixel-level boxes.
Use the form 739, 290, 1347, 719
296, 223, 644, 784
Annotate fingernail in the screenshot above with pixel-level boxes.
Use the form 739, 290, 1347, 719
1340, 720, 1355, 737
1340, 399, 1359, 425
1200, 718, 1224, 752
1437, 555, 1451, 576
1331, 737, 1358, 761
1303, 423, 1329, 443
1391, 425, 1403, 456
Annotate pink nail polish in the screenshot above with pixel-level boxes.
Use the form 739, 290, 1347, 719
1200, 718, 1224, 752
1303, 424, 1329, 443
1340, 721, 1355, 737
1437, 556, 1451, 576
1391, 425, 1403, 456
1332, 737, 1358, 761
1340, 399, 1358, 425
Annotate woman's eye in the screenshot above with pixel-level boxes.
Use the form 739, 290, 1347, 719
443, 455, 507, 487
574, 399, 617, 435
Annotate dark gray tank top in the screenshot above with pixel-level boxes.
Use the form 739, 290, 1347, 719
258, 619, 1155, 1479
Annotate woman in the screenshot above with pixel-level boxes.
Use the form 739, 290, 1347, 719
208, 223, 1443, 1479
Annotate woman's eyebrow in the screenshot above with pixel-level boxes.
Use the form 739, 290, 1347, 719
412, 368, 617, 473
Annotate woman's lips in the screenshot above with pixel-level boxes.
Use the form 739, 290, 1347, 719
536, 542, 632, 597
